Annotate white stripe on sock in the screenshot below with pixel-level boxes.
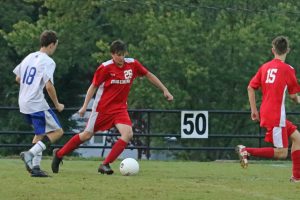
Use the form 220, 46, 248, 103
29, 141, 46, 156
32, 151, 42, 167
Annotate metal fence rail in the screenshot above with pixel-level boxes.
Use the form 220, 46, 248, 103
0, 106, 270, 160
0, 131, 264, 150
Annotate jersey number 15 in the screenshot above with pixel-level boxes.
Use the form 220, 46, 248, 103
265, 68, 278, 83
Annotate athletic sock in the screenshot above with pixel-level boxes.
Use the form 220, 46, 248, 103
292, 150, 300, 179
29, 136, 51, 156
29, 141, 46, 156
103, 139, 127, 164
245, 147, 274, 158
32, 151, 42, 167
57, 134, 83, 158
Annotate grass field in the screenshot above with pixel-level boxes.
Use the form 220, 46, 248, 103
0, 158, 300, 200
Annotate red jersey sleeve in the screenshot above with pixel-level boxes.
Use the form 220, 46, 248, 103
92, 65, 110, 87
286, 67, 300, 94
249, 67, 262, 89
134, 59, 148, 77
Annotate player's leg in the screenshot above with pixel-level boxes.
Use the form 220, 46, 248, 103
32, 151, 42, 170
20, 110, 62, 175
99, 124, 132, 175
26, 132, 63, 177
51, 130, 94, 173
236, 126, 288, 168
51, 110, 101, 173
30, 151, 49, 177
28, 130, 62, 177
289, 129, 300, 182
246, 126, 288, 158
99, 112, 133, 175
30, 128, 63, 157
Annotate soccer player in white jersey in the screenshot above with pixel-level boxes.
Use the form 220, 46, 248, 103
52, 39, 173, 175
13, 30, 64, 177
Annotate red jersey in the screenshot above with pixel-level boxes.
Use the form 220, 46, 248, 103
92, 58, 148, 114
249, 59, 299, 127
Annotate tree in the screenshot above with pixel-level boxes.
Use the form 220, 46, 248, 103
2, 0, 300, 159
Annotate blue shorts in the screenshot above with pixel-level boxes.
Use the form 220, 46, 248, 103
24, 109, 62, 135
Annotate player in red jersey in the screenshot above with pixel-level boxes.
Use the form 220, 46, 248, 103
52, 39, 173, 174
236, 36, 300, 183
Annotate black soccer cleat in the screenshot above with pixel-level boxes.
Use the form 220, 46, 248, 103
31, 166, 50, 177
20, 151, 34, 173
98, 164, 114, 175
51, 148, 63, 173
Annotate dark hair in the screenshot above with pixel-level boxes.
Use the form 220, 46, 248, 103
272, 36, 289, 55
110, 39, 127, 54
40, 30, 58, 47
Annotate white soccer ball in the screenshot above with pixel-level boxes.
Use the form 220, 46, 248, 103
119, 158, 139, 176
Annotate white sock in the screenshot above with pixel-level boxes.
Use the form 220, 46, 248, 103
29, 141, 46, 156
32, 152, 42, 168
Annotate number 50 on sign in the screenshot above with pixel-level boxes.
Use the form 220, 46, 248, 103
181, 111, 208, 138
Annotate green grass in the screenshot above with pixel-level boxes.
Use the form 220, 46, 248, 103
0, 158, 300, 200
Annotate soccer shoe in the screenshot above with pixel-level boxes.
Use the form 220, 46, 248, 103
98, 164, 114, 175
235, 145, 249, 169
290, 176, 300, 183
51, 148, 63, 173
31, 166, 50, 177
20, 151, 34, 173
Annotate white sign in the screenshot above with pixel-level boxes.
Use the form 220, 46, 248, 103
181, 111, 208, 138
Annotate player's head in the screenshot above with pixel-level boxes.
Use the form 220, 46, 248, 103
110, 39, 127, 55
272, 36, 289, 56
40, 30, 58, 55
110, 40, 127, 66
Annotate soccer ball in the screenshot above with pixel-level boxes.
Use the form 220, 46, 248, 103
119, 158, 139, 176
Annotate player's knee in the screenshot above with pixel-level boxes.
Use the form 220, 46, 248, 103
57, 128, 64, 137
127, 130, 133, 139
291, 131, 300, 145
277, 153, 288, 159
46, 128, 64, 143
53, 129, 64, 141
80, 131, 93, 141
275, 148, 288, 159
122, 130, 133, 142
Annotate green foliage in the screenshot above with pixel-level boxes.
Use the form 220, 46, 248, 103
3, 0, 300, 108
2, 0, 300, 159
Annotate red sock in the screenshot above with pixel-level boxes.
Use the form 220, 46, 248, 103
292, 150, 300, 179
57, 134, 83, 158
245, 147, 274, 158
103, 139, 127, 164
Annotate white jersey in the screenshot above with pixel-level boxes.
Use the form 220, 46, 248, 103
13, 51, 56, 114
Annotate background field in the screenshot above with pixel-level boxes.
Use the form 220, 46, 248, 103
0, 158, 299, 200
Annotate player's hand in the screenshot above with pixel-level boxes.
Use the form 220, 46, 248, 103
164, 90, 174, 101
78, 106, 87, 117
56, 103, 64, 112
251, 110, 260, 121
297, 95, 300, 104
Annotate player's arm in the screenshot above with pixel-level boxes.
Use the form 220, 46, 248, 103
247, 85, 260, 121
45, 80, 64, 112
15, 76, 20, 84
289, 94, 300, 104
287, 69, 300, 104
78, 84, 98, 117
145, 72, 173, 101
